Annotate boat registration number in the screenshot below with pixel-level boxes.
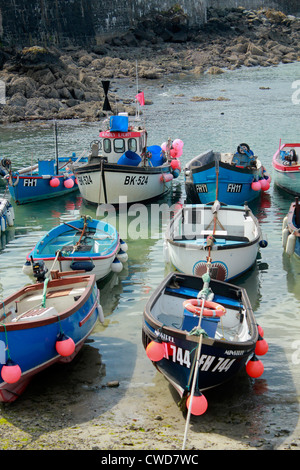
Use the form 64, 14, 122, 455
23, 179, 37, 187
195, 183, 208, 193
124, 175, 149, 185
167, 344, 236, 372
227, 183, 242, 192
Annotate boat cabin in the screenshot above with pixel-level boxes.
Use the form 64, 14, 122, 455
89, 113, 148, 165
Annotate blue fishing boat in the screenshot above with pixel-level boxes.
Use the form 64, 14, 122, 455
0, 198, 15, 232
282, 197, 300, 259
184, 144, 270, 206
142, 272, 268, 416
0, 271, 103, 402
23, 216, 127, 281
2, 122, 88, 205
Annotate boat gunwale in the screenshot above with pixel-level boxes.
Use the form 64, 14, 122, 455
74, 160, 172, 175
27, 218, 120, 260
0, 274, 97, 331
166, 205, 260, 250
185, 150, 263, 175
143, 273, 258, 350
273, 143, 300, 172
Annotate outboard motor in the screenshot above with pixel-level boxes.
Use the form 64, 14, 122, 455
32, 259, 48, 282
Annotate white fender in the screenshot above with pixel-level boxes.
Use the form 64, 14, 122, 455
97, 303, 105, 323
111, 258, 123, 273
6, 209, 14, 226
117, 249, 128, 262
0, 216, 6, 232
282, 216, 288, 231
286, 233, 296, 256
282, 227, 289, 248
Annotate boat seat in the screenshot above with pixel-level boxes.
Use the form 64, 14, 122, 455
201, 230, 228, 236
16, 306, 58, 322
62, 244, 92, 252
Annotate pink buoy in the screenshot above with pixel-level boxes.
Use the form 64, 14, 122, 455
260, 178, 270, 191
251, 180, 261, 191
160, 173, 173, 183
170, 159, 180, 170
64, 178, 74, 189
55, 333, 75, 357
172, 139, 184, 150
50, 177, 60, 188
1, 359, 22, 384
186, 391, 208, 416
246, 355, 264, 378
146, 341, 165, 362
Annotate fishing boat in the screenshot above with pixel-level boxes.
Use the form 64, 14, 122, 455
142, 271, 268, 416
0, 270, 103, 402
272, 142, 300, 196
0, 198, 15, 233
2, 122, 88, 205
282, 197, 300, 259
73, 81, 183, 206
164, 201, 267, 281
184, 144, 270, 206
23, 215, 127, 281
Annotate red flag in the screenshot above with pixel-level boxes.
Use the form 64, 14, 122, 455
135, 91, 145, 106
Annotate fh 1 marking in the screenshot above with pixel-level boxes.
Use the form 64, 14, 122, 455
23, 179, 37, 187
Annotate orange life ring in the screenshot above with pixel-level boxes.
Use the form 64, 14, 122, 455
183, 298, 226, 317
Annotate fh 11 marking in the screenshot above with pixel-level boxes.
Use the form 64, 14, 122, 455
167, 344, 236, 372
227, 183, 242, 193
124, 175, 149, 185
195, 183, 208, 193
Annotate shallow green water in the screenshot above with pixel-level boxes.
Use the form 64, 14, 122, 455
0, 62, 299, 448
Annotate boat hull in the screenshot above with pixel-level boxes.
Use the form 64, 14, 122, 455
165, 241, 259, 281
74, 162, 173, 205
25, 217, 122, 281
0, 275, 100, 402
272, 144, 300, 196
164, 204, 262, 281
185, 156, 266, 205
7, 173, 78, 205
142, 273, 258, 397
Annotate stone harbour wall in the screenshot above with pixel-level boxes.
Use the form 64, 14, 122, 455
0, 0, 299, 47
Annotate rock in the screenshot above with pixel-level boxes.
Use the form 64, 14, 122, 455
207, 66, 224, 74
7, 92, 27, 107
247, 42, 265, 56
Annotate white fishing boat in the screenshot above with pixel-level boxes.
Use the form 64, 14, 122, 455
164, 201, 267, 281
73, 81, 183, 205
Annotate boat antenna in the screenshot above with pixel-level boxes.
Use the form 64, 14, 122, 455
53, 120, 59, 175
135, 60, 139, 120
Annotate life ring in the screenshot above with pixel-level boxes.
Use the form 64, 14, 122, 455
183, 298, 226, 317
